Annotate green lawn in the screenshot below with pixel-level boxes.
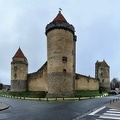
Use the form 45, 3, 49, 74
75, 90, 102, 97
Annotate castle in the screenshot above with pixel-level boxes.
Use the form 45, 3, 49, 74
11, 11, 110, 97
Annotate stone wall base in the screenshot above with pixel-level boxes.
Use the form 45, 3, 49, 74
46, 92, 74, 98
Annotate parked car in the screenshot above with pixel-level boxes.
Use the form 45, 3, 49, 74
108, 90, 119, 95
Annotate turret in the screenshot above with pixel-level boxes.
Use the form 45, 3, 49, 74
46, 11, 76, 97
95, 60, 110, 91
11, 47, 28, 91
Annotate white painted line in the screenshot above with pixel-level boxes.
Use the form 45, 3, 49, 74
110, 109, 120, 111
99, 115, 120, 119
89, 106, 106, 115
107, 111, 120, 114
104, 113, 120, 116
96, 119, 103, 120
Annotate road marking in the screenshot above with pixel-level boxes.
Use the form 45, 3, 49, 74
103, 113, 120, 116
96, 119, 103, 120
106, 111, 120, 114
98, 108, 120, 120
89, 106, 106, 115
99, 115, 120, 119
110, 109, 120, 111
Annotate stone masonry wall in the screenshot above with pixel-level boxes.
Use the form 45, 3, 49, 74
47, 29, 75, 97
75, 74, 99, 90
28, 62, 48, 91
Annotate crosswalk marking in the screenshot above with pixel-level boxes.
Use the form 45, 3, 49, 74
110, 109, 119, 111
103, 113, 120, 116
88, 105, 120, 120
96, 119, 103, 120
89, 106, 106, 115
98, 108, 120, 120
106, 111, 120, 114
99, 115, 120, 119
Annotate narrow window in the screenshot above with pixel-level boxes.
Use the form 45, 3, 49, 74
62, 56, 67, 63
102, 79, 104, 82
63, 69, 66, 73
14, 74, 17, 78
14, 66, 18, 72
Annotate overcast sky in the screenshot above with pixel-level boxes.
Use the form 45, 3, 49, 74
0, 0, 120, 84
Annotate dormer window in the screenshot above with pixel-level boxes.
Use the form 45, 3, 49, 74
62, 56, 67, 63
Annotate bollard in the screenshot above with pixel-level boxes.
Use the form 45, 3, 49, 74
79, 97, 80, 100
39, 97, 41, 101
110, 100, 111, 104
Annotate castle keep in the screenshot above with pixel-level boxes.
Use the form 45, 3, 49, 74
11, 11, 110, 97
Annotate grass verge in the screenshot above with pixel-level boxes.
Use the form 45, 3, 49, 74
75, 90, 103, 97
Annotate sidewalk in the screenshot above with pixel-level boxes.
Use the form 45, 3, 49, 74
0, 103, 9, 111
106, 101, 120, 109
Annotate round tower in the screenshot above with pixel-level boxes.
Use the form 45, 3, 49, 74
45, 11, 76, 97
11, 47, 28, 91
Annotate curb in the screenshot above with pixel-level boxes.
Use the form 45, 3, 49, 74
0, 103, 9, 111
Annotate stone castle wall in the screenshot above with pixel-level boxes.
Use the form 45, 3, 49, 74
28, 62, 48, 91
27, 62, 99, 92
75, 74, 99, 90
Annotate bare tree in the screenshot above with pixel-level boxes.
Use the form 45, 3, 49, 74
111, 78, 120, 90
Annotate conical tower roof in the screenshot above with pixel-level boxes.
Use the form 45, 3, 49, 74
53, 11, 67, 22
13, 47, 26, 58
46, 11, 75, 35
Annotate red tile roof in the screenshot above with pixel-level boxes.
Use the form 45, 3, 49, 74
13, 47, 25, 58
53, 11, 67, 22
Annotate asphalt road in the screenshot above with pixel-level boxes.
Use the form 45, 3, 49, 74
0, 95, 120, 120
